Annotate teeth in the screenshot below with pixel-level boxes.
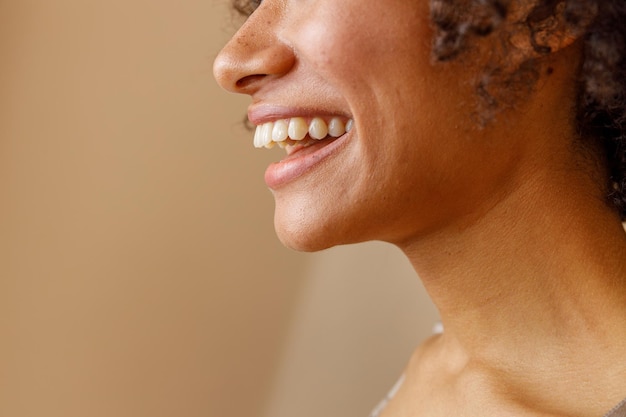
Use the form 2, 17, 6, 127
272, 119, 289, 142
346, 119, 354, 132
288, 117, 308, 141
260, 122, 274, 148
253, 124, 262, 148
309, 118, 328, 140
328, 118, 345, 137
253, 116, 353, 149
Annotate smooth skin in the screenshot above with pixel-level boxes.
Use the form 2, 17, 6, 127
214, 0, 626, 415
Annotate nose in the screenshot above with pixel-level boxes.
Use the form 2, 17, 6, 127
213, 4, 295, 95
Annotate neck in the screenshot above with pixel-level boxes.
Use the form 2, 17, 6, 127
399, 169, 626, 414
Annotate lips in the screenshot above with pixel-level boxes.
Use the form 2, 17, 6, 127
253, 115, 354, 189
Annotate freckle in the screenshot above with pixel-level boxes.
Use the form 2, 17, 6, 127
546, 67, 554, 75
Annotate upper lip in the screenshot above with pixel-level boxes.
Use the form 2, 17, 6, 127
247, 104, 351, 126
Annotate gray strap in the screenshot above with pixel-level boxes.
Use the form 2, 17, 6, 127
605, 397, 626, 417
368, 375, 405, 417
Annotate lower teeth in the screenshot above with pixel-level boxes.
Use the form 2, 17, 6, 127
279, 135, 334, 149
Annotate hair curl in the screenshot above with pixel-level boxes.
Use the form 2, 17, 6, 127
430, 0, 626, 218
232, 0, 261, 16
231, 0, 626, 218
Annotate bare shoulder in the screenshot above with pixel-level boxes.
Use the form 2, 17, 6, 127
378, 334, 622, 417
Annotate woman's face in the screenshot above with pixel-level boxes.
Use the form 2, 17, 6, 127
214, 0, 527, 251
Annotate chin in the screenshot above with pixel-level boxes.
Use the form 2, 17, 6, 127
270, 187, 378, 251
272, 199, 368, 251
270, 189, 339, 252
274, 215, 338, 252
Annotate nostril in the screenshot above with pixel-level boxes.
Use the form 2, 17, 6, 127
236, 74, 267, 90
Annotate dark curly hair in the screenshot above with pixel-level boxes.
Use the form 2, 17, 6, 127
232, 0, 261, 16
430, 0, 626, 218
230, 0, 626, 219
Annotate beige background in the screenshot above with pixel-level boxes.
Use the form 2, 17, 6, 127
0, 1, 439, 416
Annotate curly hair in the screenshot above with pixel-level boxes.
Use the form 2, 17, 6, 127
232, 0, 261, 16
430, 0, 626, 218
230, 0, 626, 219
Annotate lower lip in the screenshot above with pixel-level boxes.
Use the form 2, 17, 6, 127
264, 132, 350, 189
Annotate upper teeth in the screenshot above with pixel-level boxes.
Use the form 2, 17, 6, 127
253, 117, 354, 149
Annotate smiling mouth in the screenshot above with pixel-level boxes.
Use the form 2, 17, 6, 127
253, 116, 354, 154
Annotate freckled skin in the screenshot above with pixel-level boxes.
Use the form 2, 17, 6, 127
214, 2, 626, 415
215, 0, 536, 251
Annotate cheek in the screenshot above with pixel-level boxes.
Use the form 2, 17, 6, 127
289, 19, 364, 77
287, 1, 430, 79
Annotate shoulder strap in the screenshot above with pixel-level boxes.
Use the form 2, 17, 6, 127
605, 398, 626, 417
368, 375, 405, 417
